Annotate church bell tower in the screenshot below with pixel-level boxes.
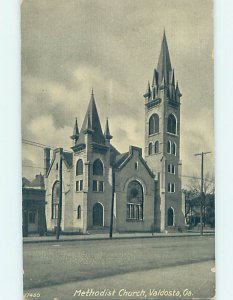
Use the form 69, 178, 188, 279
143, 31, 185, 231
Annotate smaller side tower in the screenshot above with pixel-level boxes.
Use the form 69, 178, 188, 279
71, 91, 112, 232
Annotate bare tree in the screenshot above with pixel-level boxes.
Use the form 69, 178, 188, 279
188, 172, 215, 196
185, 172, 215, 228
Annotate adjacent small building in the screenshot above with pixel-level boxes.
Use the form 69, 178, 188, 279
22, 174, 46, 236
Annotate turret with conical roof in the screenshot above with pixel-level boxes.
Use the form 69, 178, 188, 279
72, 90, 106, 151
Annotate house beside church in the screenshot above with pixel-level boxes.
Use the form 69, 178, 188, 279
22, 174, 46, 236
44, 32, 185, 233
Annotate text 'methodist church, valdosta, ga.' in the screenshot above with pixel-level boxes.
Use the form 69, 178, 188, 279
44, 32, 185, 233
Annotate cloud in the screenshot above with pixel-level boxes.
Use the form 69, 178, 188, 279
21, 0, 214, 189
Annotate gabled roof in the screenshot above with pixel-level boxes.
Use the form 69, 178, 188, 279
63, 151, 73, 168
76, 92, 106, 146
110, 144, 121, 166
114, 152, 129, 168
22, 177, 31, 187
22, 174, 44, 189
46, 148, 73, 177
113, 146, 155, 179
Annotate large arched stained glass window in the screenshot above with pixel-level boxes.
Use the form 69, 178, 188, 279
149, 114, 159, 135
127, 181, 143, 221
167, 114, 177, 134
93, 159, 104, 176
52, 181, 60, 219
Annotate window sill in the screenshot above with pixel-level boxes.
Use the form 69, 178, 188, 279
149, 132, 160, 137
126, 219, 144, 222
166, 132, 178, 137
149, 152, 161, 156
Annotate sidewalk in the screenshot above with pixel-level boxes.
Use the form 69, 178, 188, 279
23, 230, 215, 244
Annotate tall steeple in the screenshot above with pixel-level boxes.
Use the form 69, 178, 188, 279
157, 30, 172, 85
143, 30, 184, 231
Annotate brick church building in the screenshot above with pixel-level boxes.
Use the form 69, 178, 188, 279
44, 32, 185, 233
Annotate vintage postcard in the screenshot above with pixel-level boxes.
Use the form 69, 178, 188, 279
22, 0, 214, 299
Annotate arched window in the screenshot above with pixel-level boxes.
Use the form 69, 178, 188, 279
52, 181, 60, 219
93, 159, 104, 176
172, 142, 176, 155
148, 143, 153, 155
154, 141, 159, 154
167, 140, 171, 154
167, 207, 174, 226
127, 181, 143, 220
76, 159, 83, 176
167, 114, 177, 134
149, 114, 159, 135
77, 205, 81, 219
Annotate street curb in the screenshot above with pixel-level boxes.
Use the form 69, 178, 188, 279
23, 233, 215, 244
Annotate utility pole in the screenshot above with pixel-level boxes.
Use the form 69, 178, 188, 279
56, 148, 63, 240
109, 168, 115, 239
194, 151, 211, 235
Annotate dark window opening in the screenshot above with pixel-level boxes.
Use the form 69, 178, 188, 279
77, 205, 81, 219
149, 114, 159, 135
76, 159, 83, 176
167, 114, 177, 134
93, 159, 104, 176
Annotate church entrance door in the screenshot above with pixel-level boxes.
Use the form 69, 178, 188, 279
93, 202, 104, 226
167, 207, 174, 226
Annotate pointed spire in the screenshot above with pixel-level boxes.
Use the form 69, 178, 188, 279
76, 91, 106, 145
175, 81, 182, 98
87, 112, 92, 130
172, 69, 175, 86
143, 81, 152, 99
70, 117, 79, 140
157, 31, 172, 86
73, 117, 79, 135
104, 118, 112, 140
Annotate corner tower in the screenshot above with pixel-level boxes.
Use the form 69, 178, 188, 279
70, 91, 112, 232
143, 32, 184, 231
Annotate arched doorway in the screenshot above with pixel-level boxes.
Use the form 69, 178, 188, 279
93, 203, 104, 226
167, 207, 174, 226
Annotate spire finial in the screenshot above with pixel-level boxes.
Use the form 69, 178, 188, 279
104, 117, 112, 140
91, 88, 94, 96
70, 117, 79, 141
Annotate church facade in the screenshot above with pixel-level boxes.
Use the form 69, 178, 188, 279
44, 32, 185, 233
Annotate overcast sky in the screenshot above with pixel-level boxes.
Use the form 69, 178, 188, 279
21, 0, 214, 188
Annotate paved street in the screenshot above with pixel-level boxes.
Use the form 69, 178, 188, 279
23, 236, 215, 300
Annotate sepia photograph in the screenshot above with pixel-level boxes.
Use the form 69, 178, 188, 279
21, 1, 214, 299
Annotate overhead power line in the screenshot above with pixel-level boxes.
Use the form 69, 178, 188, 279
22, 138, 72, 153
